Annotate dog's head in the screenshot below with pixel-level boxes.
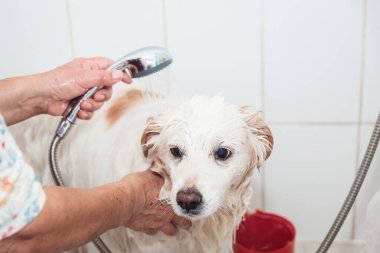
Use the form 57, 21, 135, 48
141, 96, 273, 220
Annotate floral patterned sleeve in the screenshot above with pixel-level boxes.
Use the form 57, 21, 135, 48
0, 115, 46, 240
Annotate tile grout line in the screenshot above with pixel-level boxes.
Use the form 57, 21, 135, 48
260, 0, 266, 211
161, 0, 169, 49
64, 0, 76, 58
351, 0, 368, 241
160, 0, 172, 92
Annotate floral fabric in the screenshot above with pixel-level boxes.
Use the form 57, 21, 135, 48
0, 115, 45, 240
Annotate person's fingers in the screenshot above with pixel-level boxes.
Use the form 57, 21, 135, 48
80, 99, 104, 112
122, 72, 132, 84
172, 215, 192, 229
77, 110, 93, 120
68, 57, 114, 70
145, 168, 165, 187
93, 87, 113, 102
87, 57, 114, 70
75, 69, 124, 90
159, 223, 177, 236
144, 229, 158, 235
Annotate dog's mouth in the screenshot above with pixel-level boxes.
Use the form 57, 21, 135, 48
179, 206, 203, 218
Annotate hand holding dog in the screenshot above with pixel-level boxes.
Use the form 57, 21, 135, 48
0, 169, 191, 253
120, 170, 191, 235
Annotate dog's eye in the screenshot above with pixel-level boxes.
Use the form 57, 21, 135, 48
215, 148, 231, 160
170, 147, 183, 158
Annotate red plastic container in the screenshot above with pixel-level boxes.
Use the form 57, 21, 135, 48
234, 210, 296, 253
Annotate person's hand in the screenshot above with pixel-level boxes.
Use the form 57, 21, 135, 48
0, 57, 132, 125
119, 170, 191, 236
42, 57, 131, 120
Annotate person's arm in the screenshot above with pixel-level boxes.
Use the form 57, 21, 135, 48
0, 183, 129, 253
0, 57, 131, 125
0, 170, 190, 253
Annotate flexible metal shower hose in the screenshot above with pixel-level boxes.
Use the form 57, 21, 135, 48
316, 112, 380, 253
49, 136, 112, 253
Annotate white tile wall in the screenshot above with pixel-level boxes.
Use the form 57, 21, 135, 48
0, 0, 72, 78
249, 169, 264, 210
165, 0, 263, 109
66, 0, 170, 93
265, 124, 357, 241
67, 0, 166, 59
362, 0, 380, 123
1, 0, 379, 246
264, 0, 364, 123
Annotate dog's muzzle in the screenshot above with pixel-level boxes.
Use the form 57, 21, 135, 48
176, 187, 203, 215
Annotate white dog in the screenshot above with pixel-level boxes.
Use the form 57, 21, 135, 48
11, 86, 273, 253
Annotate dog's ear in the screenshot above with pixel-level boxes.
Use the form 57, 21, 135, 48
241, 108, 274, 162
141, 114, 164, 157
141, 114, 173, 200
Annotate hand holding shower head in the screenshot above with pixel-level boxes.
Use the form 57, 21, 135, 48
56, 46, 172, 138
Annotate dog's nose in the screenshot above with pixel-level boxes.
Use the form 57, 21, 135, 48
176, 188, 203, 211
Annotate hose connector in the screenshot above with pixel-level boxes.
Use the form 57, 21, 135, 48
56, 119, 73, 138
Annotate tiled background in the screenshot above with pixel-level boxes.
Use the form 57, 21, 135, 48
1, 0, 379, 250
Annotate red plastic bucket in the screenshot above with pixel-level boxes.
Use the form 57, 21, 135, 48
234, 210, 296, 253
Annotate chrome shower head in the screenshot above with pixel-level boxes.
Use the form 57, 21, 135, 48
109, 46, 173, 78
56, 46, 173, 138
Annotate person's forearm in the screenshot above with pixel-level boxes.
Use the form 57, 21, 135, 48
0, 74, 46, 125
0, 182, 132, 253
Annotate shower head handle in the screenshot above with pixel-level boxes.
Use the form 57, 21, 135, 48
56, 46, 172, 138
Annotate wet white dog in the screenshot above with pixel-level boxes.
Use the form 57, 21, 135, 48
11, 87, 273, 253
